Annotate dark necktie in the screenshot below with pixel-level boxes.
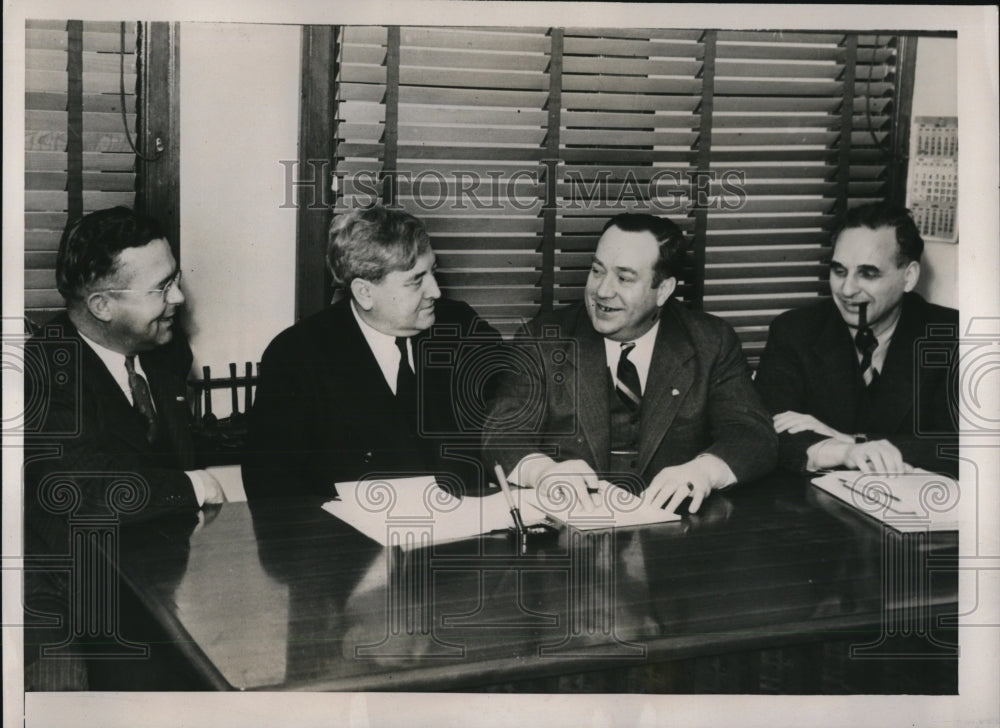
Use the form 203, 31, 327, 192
854, 326, 879, 386
616, 342, 642, 412
395, 337, 416, 411
125, 355, 159, 444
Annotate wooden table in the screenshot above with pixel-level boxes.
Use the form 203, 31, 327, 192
116, 473, 958, 692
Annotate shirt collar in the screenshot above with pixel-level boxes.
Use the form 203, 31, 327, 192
870, 316, 899, 373
351, 300, 410, 392
77, 330, 146, 404
351, 300, 397, 349
602, 319, 660, 392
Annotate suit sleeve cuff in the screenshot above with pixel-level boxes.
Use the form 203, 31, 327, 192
185, 470, 207, 507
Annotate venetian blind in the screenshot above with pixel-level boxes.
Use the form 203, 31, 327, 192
553, 28, 705, 308
331, 27, 899, 350
25, 20, 139, 323
336, 26, 550, 337
702, 32, 896, 361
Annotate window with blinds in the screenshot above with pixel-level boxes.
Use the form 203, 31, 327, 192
702, 32, 896, 361
553, 28, 705, 309
331, 27, 901, 351
25, 20, 139, 324
337, 26, 550, 337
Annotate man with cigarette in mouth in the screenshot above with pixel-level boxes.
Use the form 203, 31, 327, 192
755, 201, 959, 477
484, 213, 776, 515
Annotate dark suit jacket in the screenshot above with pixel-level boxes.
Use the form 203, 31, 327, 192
22, 312, 201, 683
754, 292, 959, 476
482, 300, 777, 487
24, 313, 201, 555
242, 297, 501, 501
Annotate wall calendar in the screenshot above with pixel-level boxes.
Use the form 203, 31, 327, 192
906, 116, 958, 243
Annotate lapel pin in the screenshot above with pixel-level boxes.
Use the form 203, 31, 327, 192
671, 388, 680, 396
175, 396, 187, 402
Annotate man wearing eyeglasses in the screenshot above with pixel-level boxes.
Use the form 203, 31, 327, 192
23, 206, 225, 689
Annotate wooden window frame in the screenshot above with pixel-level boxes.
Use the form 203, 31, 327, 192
136, 21, 181, 261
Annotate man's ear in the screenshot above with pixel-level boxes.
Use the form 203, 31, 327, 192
85, 292, 114, 322
903, 260, 920, 292
350, 278, 374, 311
655, 277, 677, 307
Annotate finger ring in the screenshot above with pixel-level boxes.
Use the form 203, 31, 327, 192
686, 482, 694, 493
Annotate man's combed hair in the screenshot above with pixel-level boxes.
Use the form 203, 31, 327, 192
56, 206, 166, 302
602, 213, 687, 287
327, 206, 431, 289
831, 201, 925, 265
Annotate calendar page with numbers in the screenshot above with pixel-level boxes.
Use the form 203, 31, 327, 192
906, 116, 958, 243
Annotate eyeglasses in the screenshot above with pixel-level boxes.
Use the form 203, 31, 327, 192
92, 270, 183, 303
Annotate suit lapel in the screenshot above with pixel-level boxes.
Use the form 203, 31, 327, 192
141, 351, 196, 468
866, 297, 918, 432
574, 309, 611, 471
69, 325, 153, 453
811, 303, 863, 414
326, 299, 397, 402
636, 306, 695, 475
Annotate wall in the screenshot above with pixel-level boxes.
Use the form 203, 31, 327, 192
179, 23, 301, 416
910, 36, 958, 310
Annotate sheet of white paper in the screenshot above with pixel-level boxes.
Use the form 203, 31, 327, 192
517, 482, 681, 530
811, 470, 959, 532
322, 476, 537, 547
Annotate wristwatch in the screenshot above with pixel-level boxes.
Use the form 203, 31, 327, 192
854, 433, 869, 444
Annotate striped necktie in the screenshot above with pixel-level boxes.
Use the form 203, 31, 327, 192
854, 326, 879, 386
616, 342, 642, 412
125, 355, 159, 444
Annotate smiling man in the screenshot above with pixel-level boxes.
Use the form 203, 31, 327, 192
755, 202, 959, 476
483, 213, 776, 514
244, 205, 499, 501
23, 207, 226, 689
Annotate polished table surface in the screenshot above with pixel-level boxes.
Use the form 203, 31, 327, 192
117, 473, 958, 692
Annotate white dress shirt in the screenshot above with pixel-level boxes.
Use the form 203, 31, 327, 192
78, 330, 153, 408
77, 331, 206, 506
351, 300, 412, 394
510, 318, 735, 490
602, 320, 659, 394
857, 317, 899, 383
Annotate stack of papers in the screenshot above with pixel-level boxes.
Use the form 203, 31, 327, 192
322, 477, 542, 548
811, 471, 959, 533
518, 482, 681, 531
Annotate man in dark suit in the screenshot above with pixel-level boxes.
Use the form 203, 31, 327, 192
23, 207, 225, 689
483, 213, 776, 515
243, 206, 500, 502
755, 202, 958, 477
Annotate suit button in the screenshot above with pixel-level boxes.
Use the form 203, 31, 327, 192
362, 451, 373, 463
576, 436, 584, 443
